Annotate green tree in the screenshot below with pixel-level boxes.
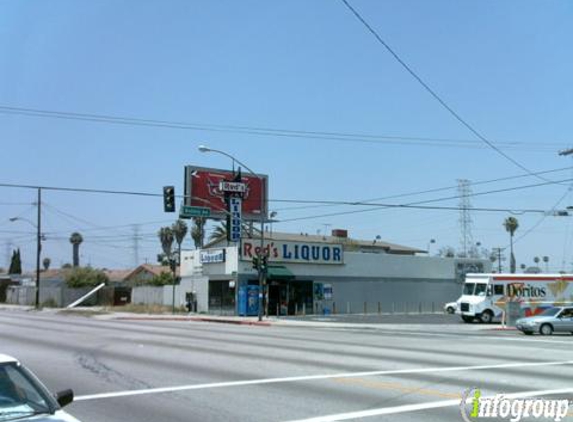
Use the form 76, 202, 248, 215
437, 246, 456, 258
172, 219, 188, 269
209, 221, 227, 241
8, 249, 22, 274
147, 271, 176, 286
64, 267, 109, 288
172, 220, 188, 251
42, 257, 51, 271
191, 217, 206, 248
158, 226, 174, 255
69, 232, 84, 268
543, 256, 549, 272
503, 217, 519, 273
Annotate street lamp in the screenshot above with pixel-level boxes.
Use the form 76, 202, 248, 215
427, 238, 436, 255
9, 188, 42, 309
198, 145, 266, 321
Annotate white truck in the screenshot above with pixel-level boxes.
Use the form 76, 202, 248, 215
456, 273, 573, 323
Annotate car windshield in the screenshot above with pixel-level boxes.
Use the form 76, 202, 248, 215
462, 283, 475, 295
474, 284, 487, 296
0, 363, 51, 421
539, 308, 560, 317
462, 283, 488, 296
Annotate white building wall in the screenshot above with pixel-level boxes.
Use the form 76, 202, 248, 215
181, 247, 238, 277
235, 251, 483, 281
181, 247, 490, 314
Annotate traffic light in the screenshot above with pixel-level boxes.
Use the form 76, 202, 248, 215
252, 256, 260, 270
163, 186, 175, 212
261, 255, 268, 273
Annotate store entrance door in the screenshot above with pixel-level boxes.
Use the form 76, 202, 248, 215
267, 280, 313, 316
268, 281, 287, 316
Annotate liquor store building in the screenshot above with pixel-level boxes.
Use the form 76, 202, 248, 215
179, 230, 491, 316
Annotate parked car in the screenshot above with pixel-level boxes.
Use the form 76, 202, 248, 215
444, 301, 457, 314
515, 306, 573, 335
0, 354, 81, 421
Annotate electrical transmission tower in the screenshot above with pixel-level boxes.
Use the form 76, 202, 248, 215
458, 179, 474, 257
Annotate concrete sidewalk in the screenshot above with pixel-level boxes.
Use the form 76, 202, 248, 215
0, 304, 516, 332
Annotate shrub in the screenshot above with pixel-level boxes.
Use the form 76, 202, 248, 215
65, 267, 109, 288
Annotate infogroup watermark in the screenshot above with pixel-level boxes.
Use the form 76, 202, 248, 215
460, 388, 571, 422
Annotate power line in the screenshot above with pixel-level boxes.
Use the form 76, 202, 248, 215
339, 0, 555, 181
274, 177, 573, 223
0, 105, 564, 151
2, 176, 570, 225
0, 182, 161, 198
274, 165, 573, 212
272, 176, 573, 208
513, 188, 571, 246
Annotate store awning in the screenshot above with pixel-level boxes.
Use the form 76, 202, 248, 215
267, 265, 295, 280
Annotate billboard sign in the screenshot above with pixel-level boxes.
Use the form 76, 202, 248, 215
184, 166, 268, 222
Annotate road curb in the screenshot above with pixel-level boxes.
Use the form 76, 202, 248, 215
115, 316, 272, 326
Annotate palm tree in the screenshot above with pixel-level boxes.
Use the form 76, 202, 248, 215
42, 257, 51, 271
158, 226, 174, 260
503, 217, 519, 273
69, 232, 83, 268
172, 220, 188, 248
533, 256, 540, 266
209, 221, 227, 241
190, 217, 206, 249
542, 256, 549, 272
172, 219, 188, 266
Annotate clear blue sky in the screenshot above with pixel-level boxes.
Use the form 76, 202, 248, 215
1, 0, 572, 271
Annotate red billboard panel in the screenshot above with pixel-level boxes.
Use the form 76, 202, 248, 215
184, 166, 268, 222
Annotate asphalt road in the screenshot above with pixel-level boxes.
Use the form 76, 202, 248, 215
1, 309, 572, 422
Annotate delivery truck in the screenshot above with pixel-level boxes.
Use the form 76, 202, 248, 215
456, 273, 573, 323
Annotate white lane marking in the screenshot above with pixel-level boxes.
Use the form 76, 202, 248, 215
283, 387, 573, 422
481, 335, 573, 345
74, 359, 573, 401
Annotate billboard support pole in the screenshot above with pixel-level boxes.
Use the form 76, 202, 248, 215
198, 146, 266, 321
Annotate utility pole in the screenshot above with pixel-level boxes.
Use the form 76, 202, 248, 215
35, 188, 41, 309
132, 224, 140, 267
5, 240, 12, 269
492, 247, 503, 273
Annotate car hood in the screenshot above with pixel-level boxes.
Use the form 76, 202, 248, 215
516, 315, 555, 324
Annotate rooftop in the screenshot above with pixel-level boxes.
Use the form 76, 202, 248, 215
206, 230, 424, 255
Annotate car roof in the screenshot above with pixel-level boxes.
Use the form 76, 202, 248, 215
0, 354, 18, 364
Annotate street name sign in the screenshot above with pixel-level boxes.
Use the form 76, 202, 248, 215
179, 205, 211, 219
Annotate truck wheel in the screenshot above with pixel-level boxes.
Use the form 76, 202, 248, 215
480, 310, 493, 324
446, 306, 455, 314
539, 324, 553, 336
461, 316, 473, 323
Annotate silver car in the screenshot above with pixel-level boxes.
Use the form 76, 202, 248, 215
0, 354, 81, 422
516, 306, 573, 335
